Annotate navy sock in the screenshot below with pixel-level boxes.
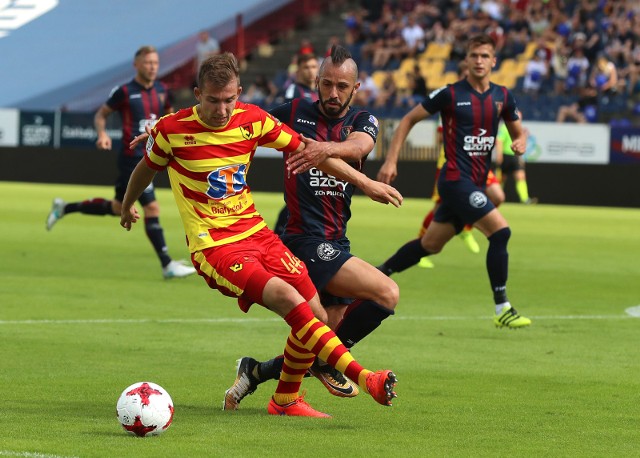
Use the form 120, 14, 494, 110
145, 217, 172, 267
486, 227, 511, 304
256, 355, 284, 382
66, 198, 114, 216
380, 238, 429, 275
335, 300, 394, 348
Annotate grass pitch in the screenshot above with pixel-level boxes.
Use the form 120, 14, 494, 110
1, 181, 639, 457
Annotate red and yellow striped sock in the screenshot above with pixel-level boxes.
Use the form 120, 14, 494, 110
273, 335, 315, 405
276, 303, 373, 398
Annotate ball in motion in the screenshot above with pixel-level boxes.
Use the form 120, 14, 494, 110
116, 381, 174, 437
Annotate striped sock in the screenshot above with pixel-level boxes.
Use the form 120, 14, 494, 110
274, 303, 373, 403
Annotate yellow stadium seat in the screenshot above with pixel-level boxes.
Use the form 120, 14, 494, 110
422, 42, 452, 60
499, 58, 517, 75
518, 42, 537, 61
371, 70, 387, 88
419, 59, 445, 79
393, 69, 410, 90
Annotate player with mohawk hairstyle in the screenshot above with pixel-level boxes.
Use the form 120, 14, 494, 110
223, 45, 404, 410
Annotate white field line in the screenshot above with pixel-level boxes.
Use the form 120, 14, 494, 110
0, 451, 79, 458
0, 313, 637, 326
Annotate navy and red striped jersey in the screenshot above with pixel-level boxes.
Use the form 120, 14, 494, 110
422, 79, 520, 187
270, 99, 378, 240
105, 79, 172, 160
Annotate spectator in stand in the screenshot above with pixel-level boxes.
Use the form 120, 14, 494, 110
551, 39, 570, 95
556, 87, 598, 123
353, 69, 379, 106
299, 38, 315, 56
485, 18, 505, 54
401, 13, 426, 57
589, 54, 622, 97
241, 74, 278, 107
374, 71, 398, 108
565, 46, 590, 94
581, 18, 602, 63
523, 49, 548, 95
194, 30, 220, 83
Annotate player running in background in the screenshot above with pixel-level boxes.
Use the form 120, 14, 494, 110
46, 45, 195, 279
376, 34, 532, 329
223, 45, 403, 410
416, 123, 505, 269
274, 52, 321, 235
121, 52, 397, 417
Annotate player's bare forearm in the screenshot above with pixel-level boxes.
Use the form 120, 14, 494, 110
287, 133, 371, 175
129, 125, 153, 149
120, 160, 157, 231
317, 158, 402, 207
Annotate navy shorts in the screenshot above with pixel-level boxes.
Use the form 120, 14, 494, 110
280, 234, 353, 306
114, 166, 157, 206
435, 179, 496, 233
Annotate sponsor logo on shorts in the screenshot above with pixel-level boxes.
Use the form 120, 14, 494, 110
317, 242, 340, 261
230, 263, 243, 272
469, 191, 488, 208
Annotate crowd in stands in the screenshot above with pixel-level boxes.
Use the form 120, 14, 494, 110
242, 0, 640, 124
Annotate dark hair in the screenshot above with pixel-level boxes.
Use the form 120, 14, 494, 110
297, 53, 318, 66
466, 34, 496, 52
134, 45, 157, 59
328, 45, 352, 65
198, 52, 240, 88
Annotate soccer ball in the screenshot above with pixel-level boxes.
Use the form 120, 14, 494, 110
116, 382, 174, 437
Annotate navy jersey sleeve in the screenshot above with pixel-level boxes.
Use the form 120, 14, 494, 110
421, 85, 452, 115
353, 111, 379, 143
269, 101, 294, 126
105, 85, 125, 110
502, 90, 520, 122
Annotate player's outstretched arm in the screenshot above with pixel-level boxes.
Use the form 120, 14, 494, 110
377, 104, 430, 184
129, 125, 153, 149
120, 160, 157, 231
317, 158, 403, 207
287, 132, 373, 175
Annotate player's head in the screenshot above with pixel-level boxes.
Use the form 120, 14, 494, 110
296, 53, 319, 88
464, 34, 497, 80
134, 46, 159, 86
317, 45, 360, 118
195, 52, 242, 127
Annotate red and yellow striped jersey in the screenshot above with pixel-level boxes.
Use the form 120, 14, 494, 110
144, 102, 301, 252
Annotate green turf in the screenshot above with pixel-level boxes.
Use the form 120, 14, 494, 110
1, 181, 639, 457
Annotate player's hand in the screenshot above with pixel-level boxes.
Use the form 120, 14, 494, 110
511, 137, 526, 156
377, 160, 398, 184
287, 134, 330, 175
96, 134, 112, 150
120, 205, 141, 231
362, 179, 403, 207
129, 125, 153, 149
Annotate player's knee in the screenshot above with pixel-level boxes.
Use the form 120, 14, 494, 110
489, 226, 511, 246
376, 279, 399, 310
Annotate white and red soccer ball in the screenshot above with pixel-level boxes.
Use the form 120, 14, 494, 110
116, 382, 174, 437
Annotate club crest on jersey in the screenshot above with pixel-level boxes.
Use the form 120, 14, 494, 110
341, 125, 353, 138
239, 123, 254, 140
495, 101, 503, 113
469, 191, 488, 208
317, 242, 340, 261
